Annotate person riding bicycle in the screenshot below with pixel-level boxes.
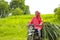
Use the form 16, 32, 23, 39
29, 11, 43, 39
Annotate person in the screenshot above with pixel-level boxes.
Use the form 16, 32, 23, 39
29, 11, 43, 39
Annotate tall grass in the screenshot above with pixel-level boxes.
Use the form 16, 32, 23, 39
0, 14, 60, 40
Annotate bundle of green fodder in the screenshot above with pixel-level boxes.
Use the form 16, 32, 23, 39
42, 22, 60, 40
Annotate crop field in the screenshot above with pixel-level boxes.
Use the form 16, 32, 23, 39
0, 14, 60, 40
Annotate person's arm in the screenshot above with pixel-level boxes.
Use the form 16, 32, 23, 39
36, 18, 43, 26
40, 18, 43, 26
37, 18, 43, 26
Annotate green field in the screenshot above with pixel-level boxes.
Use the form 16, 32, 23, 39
0, 14, 60, 40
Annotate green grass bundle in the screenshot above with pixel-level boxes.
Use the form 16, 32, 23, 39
42, 22, 60, 40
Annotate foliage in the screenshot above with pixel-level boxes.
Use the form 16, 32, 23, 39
42, 22, 60, 40
10, 0, 30, 15
54, 8, 57, 13
12, 8, 24, 15
0, 14, 60, 40
10, 0, 24, 10
54, 7, 60, 20
0, 0, 9, 18
0, 0, 30, 17
54, 7, 60, 15
24, 5, 30, 15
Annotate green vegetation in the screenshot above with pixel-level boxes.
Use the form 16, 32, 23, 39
0, 0, 30, 18
0, 0, 60, 40
12, 8, 24, 15
0, 0, 9, 18
10, 0, 30, 15
54, 7, 60, 20
42, 22, 60, 40
0, 14, 60, 40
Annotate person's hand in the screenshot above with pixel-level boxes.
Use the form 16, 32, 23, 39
36, 24, 42, 26
36, 24, 40, 26
39, 24, 42, 26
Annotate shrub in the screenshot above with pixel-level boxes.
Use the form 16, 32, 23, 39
12, 8, 24, 15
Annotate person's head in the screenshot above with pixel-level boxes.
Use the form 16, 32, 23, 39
35, 11, 40, 17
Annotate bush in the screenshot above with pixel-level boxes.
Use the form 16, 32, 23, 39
12, 8, 24, 15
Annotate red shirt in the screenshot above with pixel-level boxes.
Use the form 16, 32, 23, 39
29, 16, 43, 30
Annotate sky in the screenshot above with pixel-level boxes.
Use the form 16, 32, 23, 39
5, 0, 60, 14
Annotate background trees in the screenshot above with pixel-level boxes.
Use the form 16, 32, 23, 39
0, 0, 9, 18
10, 0, 30, 15
54, 6, 60, 20
24, 5, 30, 15
0, 0, 30, 18
12, 8, 24, 15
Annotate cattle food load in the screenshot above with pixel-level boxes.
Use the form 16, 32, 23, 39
27, 22, 60, 40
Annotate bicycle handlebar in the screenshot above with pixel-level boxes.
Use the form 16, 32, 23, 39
29, 24, 42, 26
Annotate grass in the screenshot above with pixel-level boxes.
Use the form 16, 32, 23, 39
0, 14, 60, 40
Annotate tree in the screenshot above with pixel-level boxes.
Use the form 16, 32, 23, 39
55, 7, 60, 20
54, 8, 57, 13
54, 7, 60, 20
12, 8, 24, 15
0, 0, 9, 18
24, 5, 30, 15
10, 0, 30, 15
10, 0, 25, 10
